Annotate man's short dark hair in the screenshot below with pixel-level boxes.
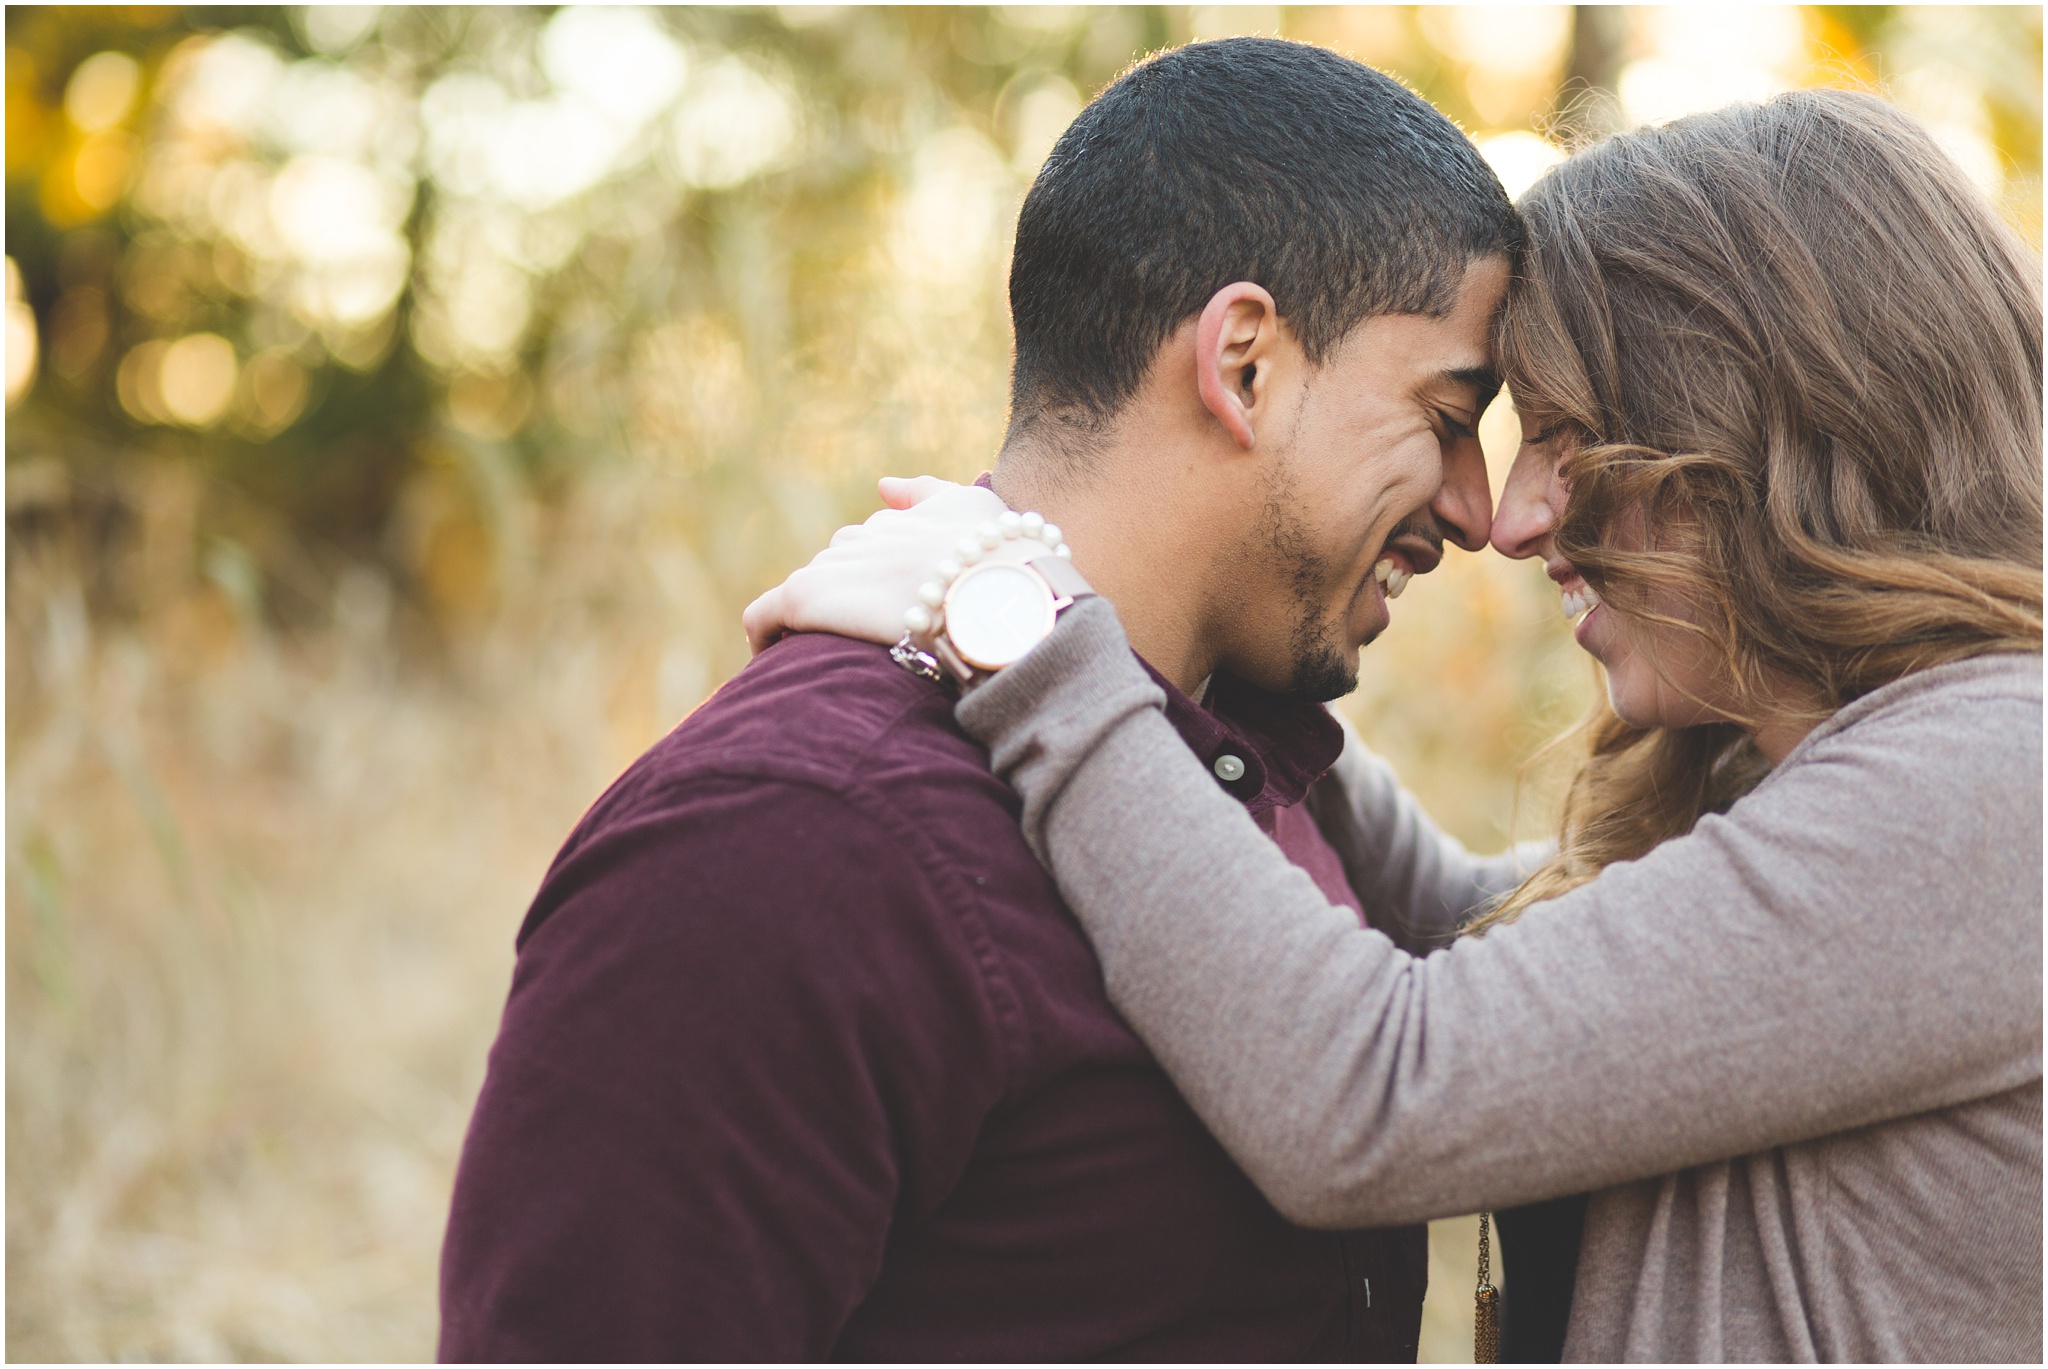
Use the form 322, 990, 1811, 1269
1007, 37, 1521, 456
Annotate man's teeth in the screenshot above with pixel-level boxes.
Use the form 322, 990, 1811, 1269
1561, 583, 1602, 618
1373, 557, 1411, 600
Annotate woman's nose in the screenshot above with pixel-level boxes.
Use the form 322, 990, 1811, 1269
1489, 444, 1559, 561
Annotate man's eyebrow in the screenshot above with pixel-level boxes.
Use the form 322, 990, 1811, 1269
1438, 365, 1501, 415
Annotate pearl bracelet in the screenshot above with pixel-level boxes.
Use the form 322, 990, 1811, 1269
902, 509, 1070, 636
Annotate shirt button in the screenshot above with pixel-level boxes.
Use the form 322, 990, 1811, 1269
1213, 753, 1246, 782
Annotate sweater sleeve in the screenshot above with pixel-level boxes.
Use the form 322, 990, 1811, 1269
956, 600, 2043, 1227
1304, 718, 1550, 952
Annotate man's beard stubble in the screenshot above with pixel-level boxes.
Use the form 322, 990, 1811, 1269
1256, 472, 1445, 704
1256, 473, 1359, 704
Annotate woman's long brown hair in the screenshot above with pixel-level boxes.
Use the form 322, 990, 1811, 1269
1478, 88, 2042, 928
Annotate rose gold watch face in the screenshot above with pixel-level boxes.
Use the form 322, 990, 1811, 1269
943, 561, 1055, 670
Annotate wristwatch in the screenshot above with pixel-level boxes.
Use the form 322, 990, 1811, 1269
929, 552, 1094, 690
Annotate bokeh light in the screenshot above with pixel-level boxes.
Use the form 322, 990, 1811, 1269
6, 255, 38, 405
1617, 7, 1809, 125
63, 50, 139, 132
5, 7, 2038, 1362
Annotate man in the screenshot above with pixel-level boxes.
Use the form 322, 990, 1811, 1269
440, 37, 1516, 1360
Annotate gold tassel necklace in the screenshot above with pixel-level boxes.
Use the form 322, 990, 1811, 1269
1474, 1210, 1500, 1363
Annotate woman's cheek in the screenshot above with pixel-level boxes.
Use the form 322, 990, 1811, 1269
1591, 623, 1660, 729
1602, 634, 1724, 732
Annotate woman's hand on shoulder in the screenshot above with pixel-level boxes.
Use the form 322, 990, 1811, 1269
742, 476, 1008, 653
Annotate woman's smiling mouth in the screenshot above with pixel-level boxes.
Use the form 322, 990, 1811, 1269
1549, 562, 1602, 619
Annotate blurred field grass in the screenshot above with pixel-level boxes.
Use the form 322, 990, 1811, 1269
6, 5, 2035, 1362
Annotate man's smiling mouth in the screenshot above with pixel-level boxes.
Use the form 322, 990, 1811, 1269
1371, 520, 1445, 600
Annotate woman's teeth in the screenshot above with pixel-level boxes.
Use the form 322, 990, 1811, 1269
1373, 557, 1412, 600
1561, 583, 1602, 618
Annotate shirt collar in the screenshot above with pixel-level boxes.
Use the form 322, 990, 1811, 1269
1136, 656, 1345, 816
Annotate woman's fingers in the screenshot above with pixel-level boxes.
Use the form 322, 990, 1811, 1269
745, 531, 927, 652
741, 585, 790, 655
879, 475, 959, 509
747, 479, 1013, 654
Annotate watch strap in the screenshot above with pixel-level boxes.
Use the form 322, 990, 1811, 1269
1029, 552, 1095, 605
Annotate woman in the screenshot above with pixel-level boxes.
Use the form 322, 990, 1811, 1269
750, 90, 2042, 1360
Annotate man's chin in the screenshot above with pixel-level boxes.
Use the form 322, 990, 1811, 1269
1287, 646, 1359, 704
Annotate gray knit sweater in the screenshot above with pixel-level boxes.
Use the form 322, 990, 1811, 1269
955, 598, 2043, 1362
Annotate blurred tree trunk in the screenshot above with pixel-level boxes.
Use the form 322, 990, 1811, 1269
1552, 6, 1629, 145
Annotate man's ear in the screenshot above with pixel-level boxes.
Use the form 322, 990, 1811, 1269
1195, 282, 1280, 450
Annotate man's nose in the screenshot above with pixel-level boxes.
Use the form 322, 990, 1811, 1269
1430, 432, 1493, 553
1489, 443, 1555, 560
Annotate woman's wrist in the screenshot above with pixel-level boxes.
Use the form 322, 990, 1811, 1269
896, 510, 1094, 694
954, 596, 1164, 861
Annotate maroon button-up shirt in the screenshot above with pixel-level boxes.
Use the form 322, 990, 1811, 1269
439, 631, 1427, 1362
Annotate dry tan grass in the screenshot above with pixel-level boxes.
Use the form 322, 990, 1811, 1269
6, 456, 749, 1359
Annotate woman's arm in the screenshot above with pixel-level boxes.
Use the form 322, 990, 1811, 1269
959, 599, 2043, 1228
1305, 721, 1549, 952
